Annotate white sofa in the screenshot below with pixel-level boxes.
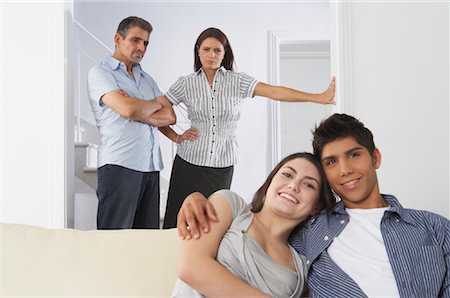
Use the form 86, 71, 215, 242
1, 223, 181, 297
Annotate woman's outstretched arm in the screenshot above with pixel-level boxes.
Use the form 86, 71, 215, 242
254, 76, 336, 105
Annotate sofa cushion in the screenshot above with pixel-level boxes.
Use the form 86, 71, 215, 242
1, 223, 181, 296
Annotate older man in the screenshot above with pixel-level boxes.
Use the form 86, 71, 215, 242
88, 16, 175, 229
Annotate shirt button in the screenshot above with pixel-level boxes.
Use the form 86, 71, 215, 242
324, 235, 329, 241
306, 260, 310, 265
395, 218, 400, 222
340, 220, 345, 224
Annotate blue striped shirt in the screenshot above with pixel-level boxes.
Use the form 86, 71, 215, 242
165, 67, 258, 168
290, 194, 450, 297
87, 55, 163, 172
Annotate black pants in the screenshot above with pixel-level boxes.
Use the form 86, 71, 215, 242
162, 155, 233, 229
96, 164, 160, 229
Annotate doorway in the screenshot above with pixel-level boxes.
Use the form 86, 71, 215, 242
268, 31, 333, 168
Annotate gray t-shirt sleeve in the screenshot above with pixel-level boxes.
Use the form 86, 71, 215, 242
213, 189, 249, 228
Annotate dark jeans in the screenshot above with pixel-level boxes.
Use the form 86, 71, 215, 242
96, 164, 160, 229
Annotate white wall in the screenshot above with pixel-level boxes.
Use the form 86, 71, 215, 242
1, 1, 67, 228
1, 2, 448, 227
348, 2, 449, 216
74, 2, 331, 202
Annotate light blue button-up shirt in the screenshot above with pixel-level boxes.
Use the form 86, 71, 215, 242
290, 194, 450, 297
87, 55, 163, 172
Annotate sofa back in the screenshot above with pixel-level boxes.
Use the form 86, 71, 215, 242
1, 223, 181, 296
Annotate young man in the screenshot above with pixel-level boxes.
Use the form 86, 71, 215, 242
87, 16, 176, 229
176, 113, 450, 297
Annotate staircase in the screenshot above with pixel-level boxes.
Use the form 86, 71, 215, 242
75, 142, 98, 189
73, 120, 170, 229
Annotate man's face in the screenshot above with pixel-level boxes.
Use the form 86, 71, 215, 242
320, 136, 382, 209
114, 26, 149, 66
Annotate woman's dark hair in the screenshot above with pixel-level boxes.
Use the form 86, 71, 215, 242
250, 152, 335, 214
194, 27, 235, 71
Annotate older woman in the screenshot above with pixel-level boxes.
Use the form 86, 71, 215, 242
160, 28, 335, 229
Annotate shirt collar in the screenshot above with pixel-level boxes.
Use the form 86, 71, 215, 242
105, 55, 143, 85
383, 194, 416, 225
331, 194, 416, 225
196, 66, 227, 76
105, 55, 121, 70
105, 55, 142, 73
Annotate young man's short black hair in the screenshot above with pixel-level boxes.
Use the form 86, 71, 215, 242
312, 113, 376, 159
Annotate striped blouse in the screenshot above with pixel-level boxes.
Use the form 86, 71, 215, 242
165, 67, 258, 168
289, 194, 450, 297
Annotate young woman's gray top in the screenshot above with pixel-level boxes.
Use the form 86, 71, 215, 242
171, 189, 307, 298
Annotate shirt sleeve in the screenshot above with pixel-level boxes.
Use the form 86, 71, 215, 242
437, 214, 450, 296
214, 189, 248, 221
238, 72, 258, 99
87, 65, 120, 107
165, 76, 186, 105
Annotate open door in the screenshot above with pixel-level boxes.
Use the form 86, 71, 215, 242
268, 30, 334, 168
268, 3, 356, 168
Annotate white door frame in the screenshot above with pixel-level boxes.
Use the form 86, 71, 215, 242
330, 1, 355, 115
268, 30, 330, 168
268, 3, 355, 169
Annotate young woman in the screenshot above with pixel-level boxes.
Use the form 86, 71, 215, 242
160, 27, 336, 228
170, 152, 336, 297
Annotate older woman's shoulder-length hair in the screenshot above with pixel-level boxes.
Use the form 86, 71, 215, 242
194, 27, 235, 72
250, 152, 336, 213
